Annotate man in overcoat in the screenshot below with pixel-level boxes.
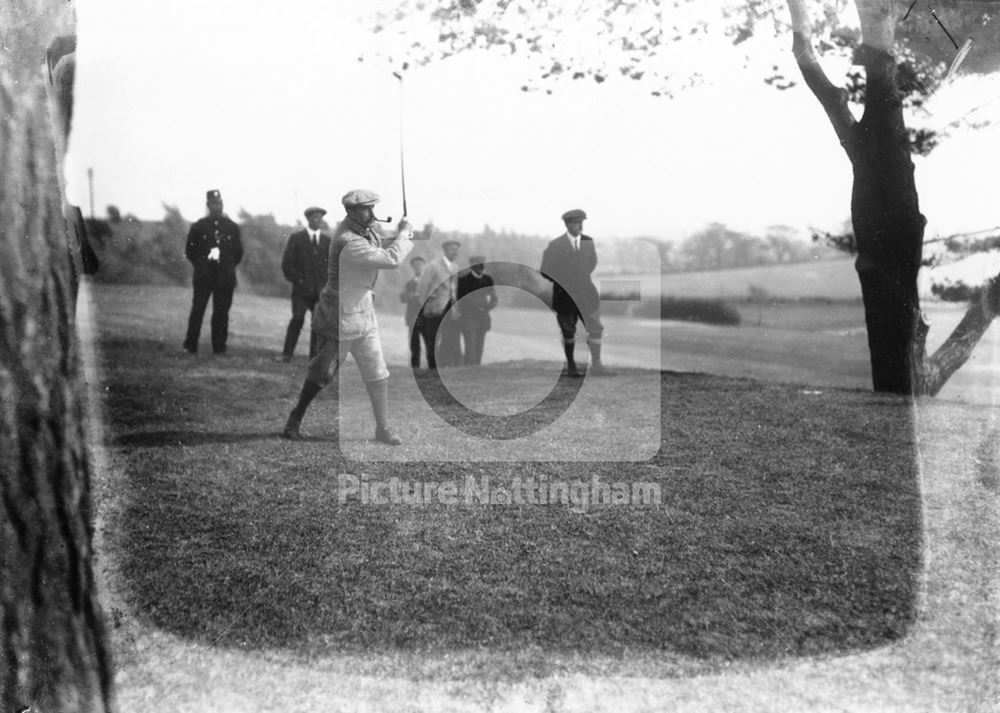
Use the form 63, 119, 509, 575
539, 208, 614, 377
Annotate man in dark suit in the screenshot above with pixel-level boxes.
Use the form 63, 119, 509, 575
183, 189, 243, 355
457, 255, 498, 366
539, 208, 614, 377
279, 206, 331, 361
399, 255, 426, 368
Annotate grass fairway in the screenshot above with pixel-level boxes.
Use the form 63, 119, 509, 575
83, 282, 998, 711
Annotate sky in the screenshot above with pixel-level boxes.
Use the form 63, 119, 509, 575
66, 0, 1000, 242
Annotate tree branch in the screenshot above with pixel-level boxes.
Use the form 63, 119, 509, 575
786, 0, 857, 150
919, 274, 1000, 396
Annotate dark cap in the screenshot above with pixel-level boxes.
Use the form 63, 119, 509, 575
304, 206, 327, 219
442, 239, 461, 249
409, 255, 426, 265
206, 189, 222, 201
561, 208, 587, 222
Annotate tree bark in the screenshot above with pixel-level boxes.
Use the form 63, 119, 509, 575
1, 2, 114, 711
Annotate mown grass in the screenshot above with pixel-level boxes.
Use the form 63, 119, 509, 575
97, 329, 922, 680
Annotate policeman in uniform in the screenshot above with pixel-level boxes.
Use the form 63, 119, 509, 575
279, 206, 331, 361
282, 189, 414, 445
540, 208, 614, 377
183, 189, 243, 354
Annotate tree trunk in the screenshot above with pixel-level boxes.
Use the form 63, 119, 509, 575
848, 44, 926, 394
786, 0, 1000, 396
1, 2, 114, 711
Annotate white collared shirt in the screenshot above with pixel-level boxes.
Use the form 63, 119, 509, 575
309, 229, 321, 244
443, 257, 457, 297
566, 232, 580, 251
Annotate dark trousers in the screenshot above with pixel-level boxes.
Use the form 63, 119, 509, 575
283, 292, 318, 358
438, 317, 463, 367
184, 280, 235, 353
461, 317, 488, 366
408, 317, 424, 368
420, 313, 444, 369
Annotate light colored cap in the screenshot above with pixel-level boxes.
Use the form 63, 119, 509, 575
341, 189, 380, 207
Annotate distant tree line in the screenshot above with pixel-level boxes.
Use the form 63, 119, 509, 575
86, 207, 837, 308
665, 222, 837, 272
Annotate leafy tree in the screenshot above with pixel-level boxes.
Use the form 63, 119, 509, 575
236, 210, 300, 297
371, 0, 1000, 395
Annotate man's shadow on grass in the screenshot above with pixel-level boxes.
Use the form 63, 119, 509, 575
113, 430, 286, 448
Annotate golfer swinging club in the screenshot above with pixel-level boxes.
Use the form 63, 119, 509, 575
282, 189, 414, 445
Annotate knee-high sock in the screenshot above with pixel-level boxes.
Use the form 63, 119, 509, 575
291, 379, 323, 420
588, 340, 602, 367
563, 338, 576, 368
365, 378, 390, 430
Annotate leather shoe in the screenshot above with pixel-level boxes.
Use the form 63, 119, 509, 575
282, 411, 304, 440
374, 425, 402, 446
589, 364, 617, 377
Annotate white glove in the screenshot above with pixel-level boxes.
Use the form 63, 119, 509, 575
207, 247, 221, 262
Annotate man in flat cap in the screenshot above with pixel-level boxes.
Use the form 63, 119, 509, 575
282, 189, 414, 445
540, 209, 614, 377
416, 239, 463, 369
183, 189, 244, 354
278, 206, 331, 361
399, 255, 427, 369
457, 255, 498, 366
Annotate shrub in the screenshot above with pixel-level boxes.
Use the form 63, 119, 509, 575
633, 296, 741, 326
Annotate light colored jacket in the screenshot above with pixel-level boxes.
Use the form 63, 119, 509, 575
417, 255, 459, 318
312, 217, 413, 340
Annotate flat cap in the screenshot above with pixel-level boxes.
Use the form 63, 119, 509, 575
206, 189, 222, 201
561, 208, 587, 222
468, 255, 486, 265
341, 189, 380, 207
442, 239, 461, 249
303, 206, 327, 218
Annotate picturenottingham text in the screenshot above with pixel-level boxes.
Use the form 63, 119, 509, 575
337, 474, 661, 511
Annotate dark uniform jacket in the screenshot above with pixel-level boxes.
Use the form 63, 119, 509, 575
540, 234, 599, 314
185, 215, 243, 287
282, 229, 331, 298
457, 271, 498, 328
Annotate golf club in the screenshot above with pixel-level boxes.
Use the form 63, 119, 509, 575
394, 66, 408, 219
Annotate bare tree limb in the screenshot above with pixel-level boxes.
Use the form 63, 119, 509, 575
786, 0, 857, 150
919, 276, 1000, 395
